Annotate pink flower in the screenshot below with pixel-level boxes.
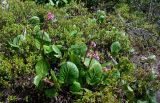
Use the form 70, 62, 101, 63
93, 51, 100, 61
90, 41, 96, 48
47, 12, 54, 20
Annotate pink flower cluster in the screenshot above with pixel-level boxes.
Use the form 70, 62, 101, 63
47, 12, 54, 20
87, 50, 100, 61
93, 51, 100, 60
90, 41, 96, 48
86, 41, 100, 61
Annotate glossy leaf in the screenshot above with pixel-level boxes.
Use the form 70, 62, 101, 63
52, 44, 62, 58
69, 43, 87, 57
37, 31, 51, 42
69, 52, 82, 67
111, 69, 120, 79
34, 25, 40, 33
43, 45, 62, 58
70, 81, 81, 92
86, 62, 102, 85
34, 75, 43, 87
29, 16, 40, 25
35, 39, 41, 49
9, 34, 25, 48
59, 62, 79, 84
84, 58, 99, 67
35, 59, 49, 76
110, 41, 121, 55
43, 45, 53, 54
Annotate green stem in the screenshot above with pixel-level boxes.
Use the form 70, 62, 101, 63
39, 29, 45, 53
88, 57, 93, 68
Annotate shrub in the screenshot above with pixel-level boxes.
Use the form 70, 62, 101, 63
0, 0, 159, 102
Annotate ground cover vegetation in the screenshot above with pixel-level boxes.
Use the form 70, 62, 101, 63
0, 0, 160, 103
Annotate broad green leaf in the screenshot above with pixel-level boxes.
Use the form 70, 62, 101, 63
69, 52, 82, 67
84, 58, 99, 67
34, 75, 43, 87
29, 16, 40, 25
9, 34, 25, 48
43, 45, 62, 58
35, 39, 41, 49
35, 59, 49, 76
37, 31, 51, 42
69, 43, 87, 57
52, 44, 62, 58
8, 41, 19, 48
34, 25, 40, 33
59, 62, 79, 84
86, 62, 102, 85
43, 45, 53, 54
45, 88, 58, 97
70, 81, 81, 92
110, 41, 121, 55
111, 69, 120, 79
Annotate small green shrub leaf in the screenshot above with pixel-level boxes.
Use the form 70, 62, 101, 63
59, 62, 79, 84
